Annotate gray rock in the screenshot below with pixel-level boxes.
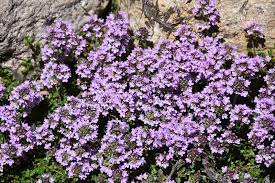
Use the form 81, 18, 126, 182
0, 0, 109, 66
217, 0, 275, 50
119, 0, 275, 50
0, 0, 274, 72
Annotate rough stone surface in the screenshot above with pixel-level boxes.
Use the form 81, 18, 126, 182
0, 0, 109, 67
119, 0, 275, 50
0, 0, 274, 71
217, 0, 275, 49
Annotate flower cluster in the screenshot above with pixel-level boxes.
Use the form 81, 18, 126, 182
76, 11, 130, 79
248, 68, 275, 167
0, 0, 274, 182
49, 97, 100, 179
0, 83, 5, 99
243, 20, 264, 39
0, 104, 39, 172
9, 81, 43, 116
193, 0, 220, 32
41, 21, 81, 63
98, 120, 147, 183
40, 62, 71, 89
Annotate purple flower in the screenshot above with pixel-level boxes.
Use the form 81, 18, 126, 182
243, 20, 264, 38
0, 7, 274, 182
0, 83, 5, 99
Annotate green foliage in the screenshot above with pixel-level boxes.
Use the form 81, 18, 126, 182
0, 66, 20, 103
0, 155, 69, 183
46, 86, 68, 112
110, 0, 120, 13
0, 36, 42, 104
23, 36, 41, 59
147, 165, 165, 182
21, 36, 42, 80
89, 173, 108, 182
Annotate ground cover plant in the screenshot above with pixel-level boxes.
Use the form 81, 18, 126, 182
0, 0, 274, 182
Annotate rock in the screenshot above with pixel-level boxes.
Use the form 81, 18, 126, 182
0, 0, 109, 68
119, 0, 275, 50
217, 0, 275, 50
0, 0, 274, 72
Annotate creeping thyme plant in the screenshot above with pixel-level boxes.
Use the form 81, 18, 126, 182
0, 0, 274, 182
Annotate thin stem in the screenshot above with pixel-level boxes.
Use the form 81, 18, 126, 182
252, 39, 256, 56
166, 159, 184, 182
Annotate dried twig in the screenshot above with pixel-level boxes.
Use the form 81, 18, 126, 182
202, 157, 230, 183
166, 159, 184, 182
263, 175, 270, 183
